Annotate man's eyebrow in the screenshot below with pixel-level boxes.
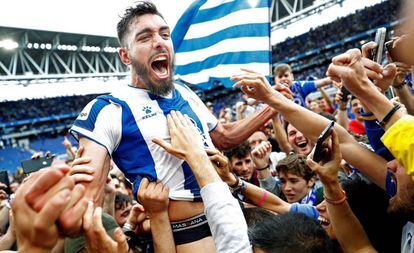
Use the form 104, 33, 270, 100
134, 26, 170, 39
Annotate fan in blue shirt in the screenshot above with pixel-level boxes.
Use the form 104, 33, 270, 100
273, 64, 332, 108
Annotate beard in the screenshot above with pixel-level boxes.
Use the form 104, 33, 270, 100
131, 54, 174, 96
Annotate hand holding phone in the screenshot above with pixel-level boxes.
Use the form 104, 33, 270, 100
21, 155, 54, 174
312, 121, 335, 163
371, 28, 387, 64
0, 171, 11, 195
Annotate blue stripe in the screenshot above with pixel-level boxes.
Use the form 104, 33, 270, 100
175, 23, 270, 53
190, 0, 269, 25
172, 0, 207, 52
98, 95, 157, 199
182, 162, 202, 201
149, 89, 207, 199
73, 98, 109, 132
175, 51, 270, 76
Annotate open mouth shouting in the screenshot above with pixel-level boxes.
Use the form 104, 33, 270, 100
318, 216, 331, 229
150, 53, 170, 80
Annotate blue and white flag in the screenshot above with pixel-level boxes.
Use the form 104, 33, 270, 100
172, 0, 272, 91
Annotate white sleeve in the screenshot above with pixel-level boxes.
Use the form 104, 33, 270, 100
69, 99, 122, 154
201, 182, 252, 253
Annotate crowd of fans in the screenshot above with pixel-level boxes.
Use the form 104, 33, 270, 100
0, 94, 100, 122
1, 1, 414, 253
272, 0, 400, 62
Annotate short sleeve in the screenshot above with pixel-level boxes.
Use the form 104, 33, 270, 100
300, 81, 317, 97
69, 98, 122, 155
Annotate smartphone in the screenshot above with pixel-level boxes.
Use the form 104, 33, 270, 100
313, 121, 335, 163
0, 171, 11, 195
21, 156, 53, 174
371, 27, 387, 64
341, 86, 351, 102
385, 40, 396, 62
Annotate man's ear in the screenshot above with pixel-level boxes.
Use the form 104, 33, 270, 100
118, 47, 131, 65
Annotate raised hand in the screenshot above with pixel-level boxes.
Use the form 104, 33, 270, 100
327, 49, 374, 95
152, 110, 205, 161
125, 203, 146, 232
231, 69, 276, 103
83, 202, 128, 253
12, 167, 86, 251
205, 149, 236, 185
360, 41, 397, 91
251, 141, 272, 169
137, 178, 169, 216
69, 152, 95, 184
306, 130, 342, 185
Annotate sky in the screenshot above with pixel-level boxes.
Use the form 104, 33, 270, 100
0, 0, 193, 37
0, 0, 383, 43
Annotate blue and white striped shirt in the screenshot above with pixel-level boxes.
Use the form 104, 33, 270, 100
70, 83, 218, 201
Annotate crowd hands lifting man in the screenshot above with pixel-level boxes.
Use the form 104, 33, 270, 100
2, 1, 414, 253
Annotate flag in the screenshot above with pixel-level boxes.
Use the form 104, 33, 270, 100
172, 0, 272, 91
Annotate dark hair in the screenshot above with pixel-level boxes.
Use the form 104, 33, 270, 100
341, 179, 405, 253
248, 212, 334, 253
276, 153, 315, 182
115, 192, 131, 210
117, 1, 165, 47
274, 64, 292, 76
224, 142, 251, 162
242, 207, 274, 227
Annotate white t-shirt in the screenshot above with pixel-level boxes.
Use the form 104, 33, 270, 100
70, 83, 217, 201
402, 221, 414, 253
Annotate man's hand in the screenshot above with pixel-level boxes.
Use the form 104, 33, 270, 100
334, 89, 349, 110
12, 168, 86, 251
251, 141, 272, 169
152, 110, 205, 161
273, 83, 294, 100
327, 49, 374, 95
392, 62, 411, 87
137, 178, 169, 216
205, 149, 236, 185
306, 130, 342, 186
0, 182, 9, 202
125, 203, 146, 232
361, 41, 397, 91
231, 69, 276, 103
83, 202, 128, 253
69, 155, 95, 184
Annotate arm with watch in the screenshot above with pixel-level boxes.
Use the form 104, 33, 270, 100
392, 63, 414, 115
208, 150, 319, 219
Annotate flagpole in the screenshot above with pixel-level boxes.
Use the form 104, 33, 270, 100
268, 0, 273, 84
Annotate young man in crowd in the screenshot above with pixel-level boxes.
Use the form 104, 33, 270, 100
67, 2, 276, 252
276, 154, 323, 205
274, 63, 332, 107
224, 142, 260, 187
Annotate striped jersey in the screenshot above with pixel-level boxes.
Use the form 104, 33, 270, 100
70, 83, 218, 201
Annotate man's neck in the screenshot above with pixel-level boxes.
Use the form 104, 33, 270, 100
130, 73, 147, 89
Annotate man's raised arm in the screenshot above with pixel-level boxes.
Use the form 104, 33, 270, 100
210, 84, 293, 151
231, 70, 387, 189
69, 137, 111, 205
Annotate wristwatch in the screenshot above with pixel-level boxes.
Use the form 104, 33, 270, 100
393, 79, 407, 90
230, 178, 247, 194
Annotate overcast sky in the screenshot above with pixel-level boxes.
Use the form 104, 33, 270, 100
0, 0, 383, 40
0, 0, 193, 36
